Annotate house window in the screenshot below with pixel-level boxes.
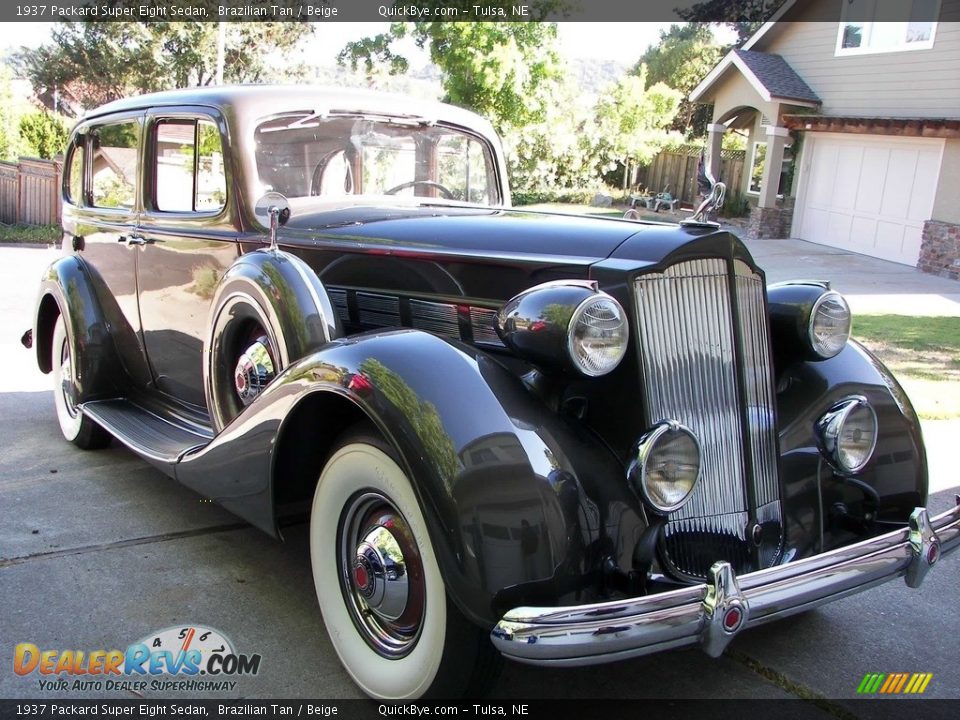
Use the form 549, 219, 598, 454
748, 142, 766, 194
837, 0, 939, 55
747, 141, 793, 197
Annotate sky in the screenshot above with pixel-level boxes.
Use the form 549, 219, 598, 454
0, 21, 733, 68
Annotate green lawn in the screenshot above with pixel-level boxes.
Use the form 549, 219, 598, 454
853, 314, 960, 420
0, 224, 61, 245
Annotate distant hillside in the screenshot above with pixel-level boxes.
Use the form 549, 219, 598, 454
565, 58, 631, 97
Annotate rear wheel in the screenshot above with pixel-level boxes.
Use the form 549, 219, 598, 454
51, 316, 110, 449
310, 430, 501, 699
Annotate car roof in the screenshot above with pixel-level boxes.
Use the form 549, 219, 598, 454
83, 84, 497, 136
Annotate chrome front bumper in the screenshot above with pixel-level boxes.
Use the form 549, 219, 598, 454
491, 499, 960, 666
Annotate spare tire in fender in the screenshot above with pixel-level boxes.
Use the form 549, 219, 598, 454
204, 249, 341, 431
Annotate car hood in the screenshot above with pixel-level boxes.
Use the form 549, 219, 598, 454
281, 205, 670, 264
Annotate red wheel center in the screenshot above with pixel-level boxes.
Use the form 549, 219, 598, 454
723, 606, 743, 632
236, 372, 246, 392
354, 563, 369, 590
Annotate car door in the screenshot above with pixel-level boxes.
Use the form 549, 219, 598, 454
66, 113, 153, 389
136, 108, 238, 410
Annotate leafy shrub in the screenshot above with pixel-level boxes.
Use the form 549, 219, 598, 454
19, 111, 70, 160
720, 189, 751, 218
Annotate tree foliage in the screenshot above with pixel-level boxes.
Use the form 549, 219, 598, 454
676, 0, 778, 43
339, 20, 564, 134
15, 20, 313, 111
635, 23, 725, 136
0, 65, 20, 162
19, 111, 70, 159
593, 69, 683, 170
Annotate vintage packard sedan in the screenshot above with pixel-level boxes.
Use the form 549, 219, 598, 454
25, 86, 958, 699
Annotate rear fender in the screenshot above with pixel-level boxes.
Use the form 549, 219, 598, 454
32, 255, 123, 402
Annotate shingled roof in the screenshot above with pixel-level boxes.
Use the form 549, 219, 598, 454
732, 49, 821, 103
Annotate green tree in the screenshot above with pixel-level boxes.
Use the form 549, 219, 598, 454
676, 0, 777, 44
15, 19, 313, 111
338, 14, 564, 134
592, 69, 683, 182
499, 75, 600, 193
0, 65, 22, 161
635, 24, 725, 136
18, 111, 69, 159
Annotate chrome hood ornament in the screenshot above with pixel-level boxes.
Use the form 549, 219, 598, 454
681, 150, 726, 228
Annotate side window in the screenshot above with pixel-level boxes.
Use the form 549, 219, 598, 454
437, 135, 495, 204
154, 118, 226, 213
91, 120, 140, 209
65, 138, 85, 205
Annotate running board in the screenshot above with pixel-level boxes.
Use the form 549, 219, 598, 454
81, 399, 210, 465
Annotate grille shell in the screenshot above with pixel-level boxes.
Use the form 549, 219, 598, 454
633, 257, 782, 578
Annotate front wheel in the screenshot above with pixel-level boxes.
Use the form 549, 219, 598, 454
310, 433, 501, 699
51, 315, 110, 449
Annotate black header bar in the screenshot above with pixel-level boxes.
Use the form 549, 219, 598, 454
0, 0, 841, 24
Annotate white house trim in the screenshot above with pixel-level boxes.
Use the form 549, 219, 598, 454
689, 50, 821, 108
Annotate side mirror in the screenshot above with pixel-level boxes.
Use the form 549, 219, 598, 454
254, 192, 291, 250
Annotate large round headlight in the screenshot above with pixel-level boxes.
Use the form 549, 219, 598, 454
816, 396, 878, 473
567, 294, 628, 377
629, 422, 702, 513
809, 291, 851, 359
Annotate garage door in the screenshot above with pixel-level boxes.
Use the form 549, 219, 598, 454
795, 134, 943, 266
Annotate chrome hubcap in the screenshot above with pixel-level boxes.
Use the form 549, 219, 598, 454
233, 337, 275, 405
353, 526, 409, 621
339, 493, 426, 658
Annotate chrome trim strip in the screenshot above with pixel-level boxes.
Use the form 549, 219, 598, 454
733, 260, 781, 516
491, 501, 960, 666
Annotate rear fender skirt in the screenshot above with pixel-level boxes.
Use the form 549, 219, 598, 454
176, 329, 641, 627
32, 255, 125, 403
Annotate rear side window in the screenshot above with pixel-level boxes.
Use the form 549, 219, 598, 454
91, 120, 140, 209
154, 118, 226, 213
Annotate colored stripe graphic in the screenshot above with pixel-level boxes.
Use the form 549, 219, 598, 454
857, 673, 932, 694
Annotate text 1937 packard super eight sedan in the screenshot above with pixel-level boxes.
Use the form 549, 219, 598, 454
24, 86, 959, 699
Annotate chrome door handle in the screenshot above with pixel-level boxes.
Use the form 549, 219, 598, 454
120, 234, 151, 246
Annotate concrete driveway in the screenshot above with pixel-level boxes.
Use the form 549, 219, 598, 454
1, 242, 957, 710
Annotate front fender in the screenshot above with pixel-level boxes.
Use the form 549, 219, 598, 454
32, 255, 123, 403
177, 329, 642, 627
777, 340, 928, 558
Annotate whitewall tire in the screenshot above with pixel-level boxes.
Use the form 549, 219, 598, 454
310, 433, 500, 699
51, 315, 110, 449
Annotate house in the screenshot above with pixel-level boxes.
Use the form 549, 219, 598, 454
690, 0, 960, 279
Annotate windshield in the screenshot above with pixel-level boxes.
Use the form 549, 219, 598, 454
254, 113, 500, 206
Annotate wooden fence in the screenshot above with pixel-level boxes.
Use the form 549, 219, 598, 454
0, 157, 63, 226
638, 147, 745, 207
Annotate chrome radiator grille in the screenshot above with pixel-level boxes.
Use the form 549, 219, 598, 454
633, 258, 781, 577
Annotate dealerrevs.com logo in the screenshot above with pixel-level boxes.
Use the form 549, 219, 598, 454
13, 625, 262, 693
